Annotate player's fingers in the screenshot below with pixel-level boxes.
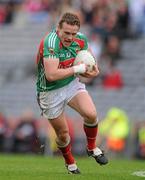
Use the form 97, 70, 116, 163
93, 65, 99, 73
92, 64, 97, 70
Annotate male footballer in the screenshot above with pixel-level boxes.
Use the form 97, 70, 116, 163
36, 12, 108, 174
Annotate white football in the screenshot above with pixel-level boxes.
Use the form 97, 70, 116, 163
74, 50, 96, 71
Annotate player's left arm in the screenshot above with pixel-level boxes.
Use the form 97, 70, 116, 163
80, 34, 99, 78
85, 48, 99, 78
81, 64, 99, 78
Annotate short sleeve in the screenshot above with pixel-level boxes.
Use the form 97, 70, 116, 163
43, 33, 59, 59
77, 32, 89, 50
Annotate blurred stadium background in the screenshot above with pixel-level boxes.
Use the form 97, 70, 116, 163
0, 0, 145, 160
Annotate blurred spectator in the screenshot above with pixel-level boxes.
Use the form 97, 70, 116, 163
24, 0, 47, 12
0, 4, 6, 24
3, 116, 18, 153
0, 111, 7, 152
4, 1, 15, 24
23, 0, 51, 23
13, 110, 40, 154
104, 12, 121, 40
59, 0, 74, 14
133, 121, 145, 159
102, 62, 123, 90
0, 1, 15, 24
117, 1, 130, 39
128, 0, 145, 35
103, 35, 121, 65
91, 8, 106, 39
98, 107, 129, 156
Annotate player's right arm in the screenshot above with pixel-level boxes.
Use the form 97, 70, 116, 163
44, 58, 87, 81
43, 34, 86, 82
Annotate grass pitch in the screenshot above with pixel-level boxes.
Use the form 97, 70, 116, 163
0, 154, 144, 180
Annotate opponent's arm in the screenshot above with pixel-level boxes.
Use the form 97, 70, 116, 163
44, 57, 86, 82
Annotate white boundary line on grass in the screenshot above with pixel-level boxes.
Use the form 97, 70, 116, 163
132, 171, 145, 177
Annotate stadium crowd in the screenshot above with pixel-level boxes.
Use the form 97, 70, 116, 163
0, 0, 145, 159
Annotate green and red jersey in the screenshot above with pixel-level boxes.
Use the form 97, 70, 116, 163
36, 29, 88, 92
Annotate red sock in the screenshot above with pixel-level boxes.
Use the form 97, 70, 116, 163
84, 124, 98, 150
58, 143, 75, 165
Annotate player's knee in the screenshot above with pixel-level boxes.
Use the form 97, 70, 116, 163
58, 129, 69, 144
84, 110, 97, 124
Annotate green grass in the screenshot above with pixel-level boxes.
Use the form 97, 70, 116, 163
0, 154, 144, 180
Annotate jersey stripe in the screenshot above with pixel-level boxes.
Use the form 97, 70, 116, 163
59, 58, 75, 68
39, 63, 47, 90
48, 32, 57, 48
74, 38, 85, 49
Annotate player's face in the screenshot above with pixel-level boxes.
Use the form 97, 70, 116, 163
58, 22, 79, 47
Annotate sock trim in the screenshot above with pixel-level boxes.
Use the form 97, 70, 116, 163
56, 136, 70, 148
84, 121, 98, 128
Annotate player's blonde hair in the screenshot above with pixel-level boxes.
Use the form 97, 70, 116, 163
58, 12, 80, 28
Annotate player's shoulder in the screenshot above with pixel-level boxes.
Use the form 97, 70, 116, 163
74, 32, 88, 49
76, 32, 88, 41
44, 30, 60, 49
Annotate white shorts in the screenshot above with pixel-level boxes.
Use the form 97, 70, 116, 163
37, 78, 87, 119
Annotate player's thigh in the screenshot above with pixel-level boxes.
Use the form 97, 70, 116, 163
68, 91, 97, 120
49, 112, 69, 138
37, 89, 66, 119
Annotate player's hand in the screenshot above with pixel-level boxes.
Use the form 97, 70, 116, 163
73, 63, 87, 74
81, 65, 99, 78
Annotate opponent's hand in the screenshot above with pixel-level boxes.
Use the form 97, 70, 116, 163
81, 64, 99, 78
